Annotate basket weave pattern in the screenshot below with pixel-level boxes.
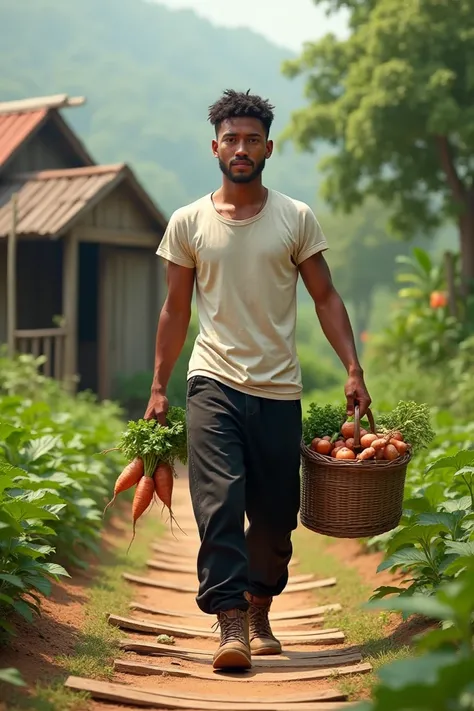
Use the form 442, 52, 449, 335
299, 406, 411, 539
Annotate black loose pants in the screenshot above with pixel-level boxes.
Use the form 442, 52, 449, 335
186, 375, 302, 615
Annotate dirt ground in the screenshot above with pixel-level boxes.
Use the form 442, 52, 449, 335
0, 475, 427, 710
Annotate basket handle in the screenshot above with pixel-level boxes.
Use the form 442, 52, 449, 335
352, 404, 376, 448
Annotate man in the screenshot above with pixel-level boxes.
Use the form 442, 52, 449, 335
145, 89, 371, 671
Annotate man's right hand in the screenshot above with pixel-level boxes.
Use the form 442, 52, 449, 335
144, 390, 169, 426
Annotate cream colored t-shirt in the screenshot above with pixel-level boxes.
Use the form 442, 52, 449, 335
156, 189, 328, 400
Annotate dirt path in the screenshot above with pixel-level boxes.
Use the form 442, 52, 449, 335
64, 476, 371, 710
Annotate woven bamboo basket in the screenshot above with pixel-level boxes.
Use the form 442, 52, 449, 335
300, 405, 411, 539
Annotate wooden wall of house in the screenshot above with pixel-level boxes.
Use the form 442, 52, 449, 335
78, 182, 160, 232
3, 121, 85, 178
0, 241, 6, 343
98, 245, 161, 399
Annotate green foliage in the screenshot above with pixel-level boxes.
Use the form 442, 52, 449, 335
370, 437, 474, 601
368, 248, 465, 368
302, 402, 347, 443
116, 407, 188, 475
0, 354, 125, 641
0, 0, 327, 216
354, 567, 474, 710
0, 668, 26, 687
377, 401, 436, 454
282, 0, 474, 279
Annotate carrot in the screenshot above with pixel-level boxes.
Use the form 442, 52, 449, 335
154, 462, 174, 511
390, 438, 409, 455
357, 446, 376, 461
127, 475, 155, 553
103, 457, 144, 516
153, 462, 185, 538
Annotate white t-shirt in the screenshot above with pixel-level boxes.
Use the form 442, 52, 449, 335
156, 189, 328, 400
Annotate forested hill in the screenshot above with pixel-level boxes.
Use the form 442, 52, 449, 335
0, 0, 327, 217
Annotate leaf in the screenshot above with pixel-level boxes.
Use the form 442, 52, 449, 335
13, 599, 34, 622
370, 586, 406, 601
0, 592, 15, 605
42, 562, 70, 578
427, 451, 474, 474
2, 500, 60, 522
0, 667, 26, 687
0, 422, 16, 441
445, 541, 474, 557
23, 575, 51, 597
377, 651, 458, 689
377, 547, 431, 573
366, 595, 453, 621
0, 574, 25, 589
412, 247, 433, 276
24, 435, 62, 462
418, 511, 464, 536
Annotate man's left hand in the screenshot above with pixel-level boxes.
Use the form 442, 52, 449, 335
344, 371, 372, 417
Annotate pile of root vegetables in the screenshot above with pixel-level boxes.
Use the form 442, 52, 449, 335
302, 401, 435, 464
102, 406, 187, 547
310, 422, 410, 462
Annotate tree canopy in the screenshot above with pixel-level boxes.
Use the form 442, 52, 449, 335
282, 0, 474, 287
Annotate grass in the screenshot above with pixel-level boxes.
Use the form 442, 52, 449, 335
294, 528, 411, 700
6, 504, 165, 711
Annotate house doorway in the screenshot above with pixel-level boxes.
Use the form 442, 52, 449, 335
77, 242, 99, 393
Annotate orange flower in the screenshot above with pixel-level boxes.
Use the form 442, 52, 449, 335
360, 331, 370, 343
430, 291, 448, 309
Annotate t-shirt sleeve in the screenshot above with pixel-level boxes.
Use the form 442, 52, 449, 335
294, 204, 328, 265
156, 210, 195, 268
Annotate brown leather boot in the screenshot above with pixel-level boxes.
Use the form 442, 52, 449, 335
247, 594, 282, 655
213, 609, 252, 670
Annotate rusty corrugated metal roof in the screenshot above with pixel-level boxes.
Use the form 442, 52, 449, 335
0, 110, 48, 168
0, 164, 168, 237
0, 164, 123, 237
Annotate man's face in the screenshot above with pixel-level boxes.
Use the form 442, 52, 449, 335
212, 117, 273, 184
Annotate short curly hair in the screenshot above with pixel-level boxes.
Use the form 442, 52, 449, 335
208, 89, 275, 137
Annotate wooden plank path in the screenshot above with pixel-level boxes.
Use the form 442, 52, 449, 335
64, 477, 372, 709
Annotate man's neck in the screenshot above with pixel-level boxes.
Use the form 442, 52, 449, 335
217, 177, 267, 207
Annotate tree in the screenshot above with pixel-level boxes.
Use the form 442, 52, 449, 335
281, 0, 474, 292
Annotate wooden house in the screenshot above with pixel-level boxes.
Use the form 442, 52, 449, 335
0, 94, 167, 400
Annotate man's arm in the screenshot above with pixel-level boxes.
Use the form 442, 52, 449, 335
299, 251, 371, 416
145, 261, 195, 423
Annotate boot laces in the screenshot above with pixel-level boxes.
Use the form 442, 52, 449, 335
249, 602, 273, 639
214, 611, 246, 644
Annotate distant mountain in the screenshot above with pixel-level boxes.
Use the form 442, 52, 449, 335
0, 0, 329, 216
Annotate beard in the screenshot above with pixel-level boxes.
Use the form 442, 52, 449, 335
218, 157, 266, 184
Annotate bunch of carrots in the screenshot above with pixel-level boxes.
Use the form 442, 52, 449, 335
102, 407, 187, 548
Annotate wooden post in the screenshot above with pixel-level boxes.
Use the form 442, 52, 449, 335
444, 250, 458, 319
7, 193, 18, 358
62, 231, 79, 393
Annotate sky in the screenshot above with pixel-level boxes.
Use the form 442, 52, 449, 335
153, 0, 349, 52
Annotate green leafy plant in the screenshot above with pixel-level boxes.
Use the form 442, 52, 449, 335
371, 450, 474, 602
0, 354, 127, 640
368, 248, 464, 369
354, 564, 474, 710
